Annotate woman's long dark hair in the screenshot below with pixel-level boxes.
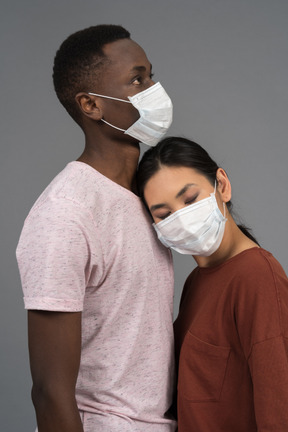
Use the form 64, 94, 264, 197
137, 136, 259, 245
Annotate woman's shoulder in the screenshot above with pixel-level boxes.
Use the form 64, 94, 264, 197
233, 247, 286, 280
227, 248, 288, 305
198, 247, 287, 298
230, 248, 288, 342
196, 247, 285, 279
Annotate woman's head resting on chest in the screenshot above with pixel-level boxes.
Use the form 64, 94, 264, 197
137, 137, 259, 267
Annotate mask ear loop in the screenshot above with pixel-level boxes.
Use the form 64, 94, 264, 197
215, 179, 226, 218
87, 92, 132, 132
101, 118, 126, 132
222, 202, 226, 218
88, 92, 131, 103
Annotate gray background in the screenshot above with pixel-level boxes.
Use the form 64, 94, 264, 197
1, 0, 287, 430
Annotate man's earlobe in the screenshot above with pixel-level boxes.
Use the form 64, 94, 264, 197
75, 93, 102, 120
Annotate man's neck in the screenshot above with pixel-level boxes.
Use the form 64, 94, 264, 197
77, 136, 140, 193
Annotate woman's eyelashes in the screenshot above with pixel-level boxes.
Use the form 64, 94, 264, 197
184, 193, 199, 206
153, 194, 199, 221
157, 211, 171, 221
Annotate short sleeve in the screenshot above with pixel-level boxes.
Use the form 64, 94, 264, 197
234, 253, 285, 358
234, 251, 288, 429
16, 197, 102, 312
248, 335, 288, 429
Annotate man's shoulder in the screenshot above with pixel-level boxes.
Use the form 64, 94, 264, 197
28, 162, 106, 213
24, 161, 148, 229
44, 161, 101, 200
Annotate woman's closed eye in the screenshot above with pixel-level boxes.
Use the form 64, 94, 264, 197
154, 210, 171, 221
153, 194, 199, 221
184, 193, 199, 206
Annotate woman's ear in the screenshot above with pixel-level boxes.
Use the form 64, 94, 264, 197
216, 168, 232, 203
75, 93, 103, 121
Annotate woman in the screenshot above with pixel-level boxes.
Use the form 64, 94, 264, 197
137, 137, 288, 432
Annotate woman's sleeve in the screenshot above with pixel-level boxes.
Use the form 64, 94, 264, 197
248, 334, 288, 430
235, 252, 288, 430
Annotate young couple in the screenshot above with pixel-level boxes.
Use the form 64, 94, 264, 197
17, 25, 288, 432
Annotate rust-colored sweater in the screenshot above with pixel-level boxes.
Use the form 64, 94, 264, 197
174, 248, 288, 431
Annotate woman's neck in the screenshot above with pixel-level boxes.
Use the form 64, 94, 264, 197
194, 214, 259, 268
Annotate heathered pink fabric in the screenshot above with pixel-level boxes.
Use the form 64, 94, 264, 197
16, 161, 176, 431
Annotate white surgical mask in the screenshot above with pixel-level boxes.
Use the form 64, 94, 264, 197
88, 82, 173, 147
153, 184, 227, 256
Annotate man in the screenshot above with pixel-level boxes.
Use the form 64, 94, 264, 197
16, 25, 176, 432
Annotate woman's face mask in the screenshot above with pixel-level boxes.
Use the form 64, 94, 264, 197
144, 166, 227, 256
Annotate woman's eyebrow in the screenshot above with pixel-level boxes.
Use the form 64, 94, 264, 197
175, 183, 196, 198
150, 203, 167, 212
149, 184, 197, 212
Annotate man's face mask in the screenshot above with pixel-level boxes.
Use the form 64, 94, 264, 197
88, 82, 173, 147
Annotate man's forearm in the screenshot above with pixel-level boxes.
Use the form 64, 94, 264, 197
28, 311, 83, 431
32, 386, 84, 432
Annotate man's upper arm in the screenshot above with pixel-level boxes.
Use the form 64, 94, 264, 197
17, 198, 94, 431
16, 198, 98, 312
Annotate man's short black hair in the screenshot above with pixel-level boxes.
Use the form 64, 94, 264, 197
53, 24, 131, 124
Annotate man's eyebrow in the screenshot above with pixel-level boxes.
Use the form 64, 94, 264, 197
130, 63, 152, 73
175, 184, 196, 198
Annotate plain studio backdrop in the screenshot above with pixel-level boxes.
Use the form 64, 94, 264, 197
1, 0, 287, 430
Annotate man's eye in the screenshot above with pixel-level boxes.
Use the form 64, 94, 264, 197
132, 73, 154, 86
132, 76, 142, 85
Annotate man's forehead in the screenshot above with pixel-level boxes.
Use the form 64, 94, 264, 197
102, 38, 149, 66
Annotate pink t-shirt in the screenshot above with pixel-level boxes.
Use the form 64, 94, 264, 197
16, 162, 176, 431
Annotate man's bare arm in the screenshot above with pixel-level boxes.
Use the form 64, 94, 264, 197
28, 310, 84, 432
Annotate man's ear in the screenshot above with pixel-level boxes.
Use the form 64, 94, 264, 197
75, 93, 103, 121
216, 168, 232, 203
